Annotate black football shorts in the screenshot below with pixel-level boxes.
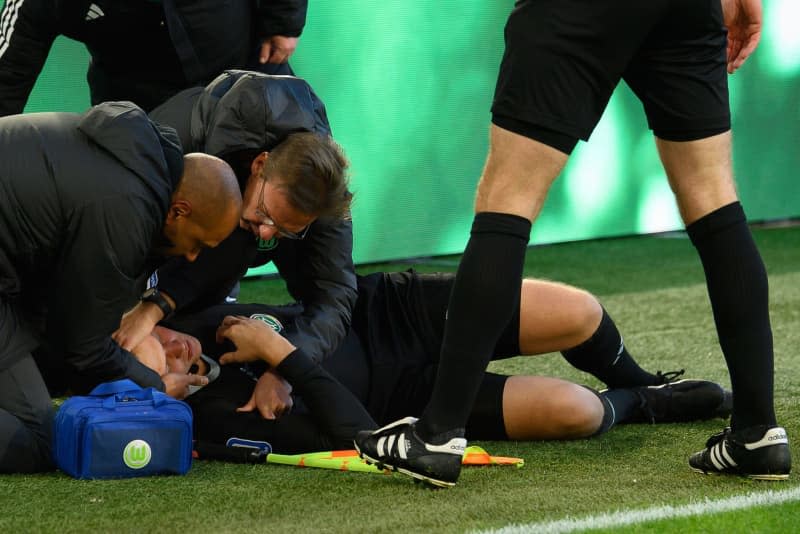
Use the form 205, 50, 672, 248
492, 0, 731, 153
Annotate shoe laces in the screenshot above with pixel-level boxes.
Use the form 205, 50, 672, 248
633, 388, 659, 424
655, 369, 685, 384
633, 372, 685, 423
705, 427, 732, 448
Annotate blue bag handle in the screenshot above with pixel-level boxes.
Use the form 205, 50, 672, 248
90, 379, 168, 409
89, 379, 143, 396
101, 388, 163, 409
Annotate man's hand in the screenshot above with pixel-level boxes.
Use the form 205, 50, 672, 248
217, 315, 295, 367
236, 369, 293, 420
162, 372, 208, 400
114, 301, 165, 350
258, 35, 298, 64
722, 0, 762, 74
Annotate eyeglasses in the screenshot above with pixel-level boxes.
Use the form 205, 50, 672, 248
254, 178, 311, 240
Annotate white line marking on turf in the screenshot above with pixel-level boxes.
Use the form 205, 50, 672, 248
474, 486, 800, 534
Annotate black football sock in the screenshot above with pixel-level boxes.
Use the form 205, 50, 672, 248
599, 388, 643, 425
417, 212, 531, 442
686, 201, 776, 431
562, 308, 660, 388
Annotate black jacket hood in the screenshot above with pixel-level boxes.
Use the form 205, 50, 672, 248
189, 70, 331, 157
78, 101, 184, 207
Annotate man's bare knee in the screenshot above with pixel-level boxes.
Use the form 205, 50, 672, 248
474, 125, 568, 219
554, 385, 606, 438
656, 132, 738, 224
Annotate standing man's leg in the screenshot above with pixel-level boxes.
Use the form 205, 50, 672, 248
623, 0, 789, 479
420, 126, 567, 433
657, 133, 790, 479
354, 127, 567, 487
354, 0, 663, 487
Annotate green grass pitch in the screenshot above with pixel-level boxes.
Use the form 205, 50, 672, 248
2, 225, 798, 533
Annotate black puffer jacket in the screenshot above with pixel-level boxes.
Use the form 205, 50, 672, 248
150, 71, 357, 364
0, 0, 307, 115
0, 102, 184, 390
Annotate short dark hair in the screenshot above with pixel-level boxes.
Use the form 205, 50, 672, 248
262, 132, 352, 219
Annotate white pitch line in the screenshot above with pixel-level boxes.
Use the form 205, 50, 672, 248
474, 486, 800, 534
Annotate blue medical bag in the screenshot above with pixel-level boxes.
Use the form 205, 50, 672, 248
53, 379, 193, 479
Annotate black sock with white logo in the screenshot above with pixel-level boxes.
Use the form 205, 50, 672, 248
583, 387, 618, 437
599, 388, 642, 425
417, 212, 531, 442
686, 201, 776, 430
562, 308, 660, 388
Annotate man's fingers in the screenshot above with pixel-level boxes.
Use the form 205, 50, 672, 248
727, 40, 743, 70
268, 50, 288, 64
217, 315, 251, 340
214, 328, 226, 345
221, 315, 244, 327
236, 396, 257, 413
257, 404, 276, 420
275, 400, 292, 418
186, 373, 209, 387
113, 334, 129, 349
115, 331, 137, 351
737, 38, 759, 64
219, 350, 241, 365
216, 317, 236, 343
259, 42, 271, 64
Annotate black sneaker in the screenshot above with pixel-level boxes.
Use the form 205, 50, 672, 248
354, 417, 466, 488
625, 379, 732, 424
689, 426, 791, 480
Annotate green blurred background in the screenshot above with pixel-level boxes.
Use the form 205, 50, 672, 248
10, 0, 800, 269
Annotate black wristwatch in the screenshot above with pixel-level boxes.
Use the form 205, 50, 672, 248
140, 287, 174, 319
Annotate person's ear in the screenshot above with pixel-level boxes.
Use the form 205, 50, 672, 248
167, 199, 192, 221
250, 151, 269, 178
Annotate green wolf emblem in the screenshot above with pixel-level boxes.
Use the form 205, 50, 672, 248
257, 237, 278, 251
250, 313, 284, 332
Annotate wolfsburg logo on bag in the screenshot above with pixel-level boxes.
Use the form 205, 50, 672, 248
54, 379, 193, 479
123, 440, 152, 469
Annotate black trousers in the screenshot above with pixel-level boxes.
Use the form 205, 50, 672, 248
0, 355, 55, 473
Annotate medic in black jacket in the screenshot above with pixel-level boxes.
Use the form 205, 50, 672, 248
0, 101, 242, 473
116, 71, 355, 375
0, 0, 307, 115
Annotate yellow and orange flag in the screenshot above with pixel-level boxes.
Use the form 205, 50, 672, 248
264, 446, 524, 474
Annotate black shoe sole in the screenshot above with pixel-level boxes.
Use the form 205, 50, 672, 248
690, 465, 790, 481
354, 445, 456, 488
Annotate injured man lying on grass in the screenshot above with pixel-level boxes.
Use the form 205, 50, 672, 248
130, 270, 732, 461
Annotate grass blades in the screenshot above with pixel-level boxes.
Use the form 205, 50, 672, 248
2, 226, 798, 533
